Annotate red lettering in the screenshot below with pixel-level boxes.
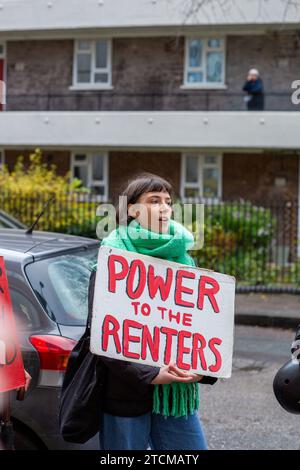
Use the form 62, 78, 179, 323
168, 309, 181, 324
182, 313, 193, 327
160, 327, 178, 364
157, 306, 167, 320
126, 260, 146, 299
177, 330, 192, 370
197, 276, 220, 313
102, 314, 121, 353
123, 319, 142, 360
192, 333, 208, 371
175, 270, 195, 308
108, 254, 129, 293
148, 265, 173, 301
141, 324, 160, 362
131, 301, 140, 315
208, 337, 222, 372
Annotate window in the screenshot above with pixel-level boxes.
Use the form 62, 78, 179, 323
72, 39, 112, 88
181, 153, 222, 200
0, 42, 6, 109
10, 288, 41, 330
0, 150, 4, 166
184, 38, 225, 87
25, 247, 99, 326
71, 152, 109, 198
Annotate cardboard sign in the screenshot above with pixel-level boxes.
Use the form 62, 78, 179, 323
90, 246, 235, 378
0, 256, 26, 393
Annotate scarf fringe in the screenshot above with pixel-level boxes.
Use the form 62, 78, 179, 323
152, 382, 200, 418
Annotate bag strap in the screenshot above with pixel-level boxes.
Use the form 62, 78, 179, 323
84, 269, 97, 337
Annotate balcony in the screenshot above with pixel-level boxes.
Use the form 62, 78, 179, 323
0, 110, 299, 150
0, 0, 299, 39
4, 91, 297, 112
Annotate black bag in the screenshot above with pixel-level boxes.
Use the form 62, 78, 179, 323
59, 274, 107, 444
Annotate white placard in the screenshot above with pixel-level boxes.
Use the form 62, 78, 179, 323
90, 246, 235, 378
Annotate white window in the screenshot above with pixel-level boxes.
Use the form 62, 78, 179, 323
72, 39, 112, 88
0, 42, 6, 109
181, 153, 222, 201
71, 152, 109, 199
183, 38, 225, 87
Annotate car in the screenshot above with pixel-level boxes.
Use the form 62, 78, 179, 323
0, 228, 101, 449
0, 210, 27, 229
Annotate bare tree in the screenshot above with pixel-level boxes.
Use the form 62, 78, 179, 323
167, 0, 300, 25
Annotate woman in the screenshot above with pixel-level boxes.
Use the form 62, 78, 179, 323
89, 173, 217, 450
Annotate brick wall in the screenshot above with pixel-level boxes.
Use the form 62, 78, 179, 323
6, 32, 300, 111
109, 151, 181, 202
222, 152, 299, 203
6, 39, 73, 110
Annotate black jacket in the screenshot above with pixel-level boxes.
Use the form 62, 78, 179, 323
88, 270, 217, 417
243, 78, 264, 110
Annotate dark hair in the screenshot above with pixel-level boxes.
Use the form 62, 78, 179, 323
115, 172, 174, 225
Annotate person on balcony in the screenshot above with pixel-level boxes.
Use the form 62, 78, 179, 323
242, 68, 264, 110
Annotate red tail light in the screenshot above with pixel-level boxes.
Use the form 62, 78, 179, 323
30, 335, 77, 371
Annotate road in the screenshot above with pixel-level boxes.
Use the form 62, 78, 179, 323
199, 325, 299, 450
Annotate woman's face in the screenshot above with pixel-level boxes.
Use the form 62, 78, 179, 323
128, 191, 173, 233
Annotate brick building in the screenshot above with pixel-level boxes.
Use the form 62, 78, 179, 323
0, 0, 299, 213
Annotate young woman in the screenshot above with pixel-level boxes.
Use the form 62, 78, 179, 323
89, 173, 217, 450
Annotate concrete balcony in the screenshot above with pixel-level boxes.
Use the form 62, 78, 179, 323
0, 0, 299, 39
0, 111, 299, 150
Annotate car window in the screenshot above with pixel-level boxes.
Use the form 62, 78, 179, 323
0, 219, 11, 228
10, 287, 42, 331
25, 246, 99, 326
0, 213, 25, 229
48, 258, 92, 321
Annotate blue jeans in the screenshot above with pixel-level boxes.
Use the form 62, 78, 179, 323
99, 411, 208, 450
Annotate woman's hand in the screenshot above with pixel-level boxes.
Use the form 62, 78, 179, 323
151, 361, 202, 385
24, 370, 32, 391
188, 373, 204, 382
17, 370, 32, 393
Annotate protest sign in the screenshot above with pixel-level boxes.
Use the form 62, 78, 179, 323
0, 256, 26, 393
90, 246, 235, 378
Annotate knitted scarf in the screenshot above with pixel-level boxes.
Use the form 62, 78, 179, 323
95, 218, 200, 418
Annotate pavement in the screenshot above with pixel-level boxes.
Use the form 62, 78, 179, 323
235, 292, 300, 329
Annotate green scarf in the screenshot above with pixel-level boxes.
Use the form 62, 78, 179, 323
95, 218, 200, 418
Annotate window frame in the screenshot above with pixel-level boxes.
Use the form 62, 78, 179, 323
180, 153, 223, 202
71, 38, 113, 90
0, 41, 6, 110
182, 36, 226, 89
70, 151, 109, 200
0, 149, 4, 166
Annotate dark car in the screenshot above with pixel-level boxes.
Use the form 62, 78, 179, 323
0, 210, 27, 229
0, 229, 100, 449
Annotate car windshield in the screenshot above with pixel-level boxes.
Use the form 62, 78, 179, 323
25, 246, 99, 326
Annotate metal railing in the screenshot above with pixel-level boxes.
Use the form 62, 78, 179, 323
0, 191, 299, 289
3, 91, 297, 112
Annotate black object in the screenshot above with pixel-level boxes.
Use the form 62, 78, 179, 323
16, 387, 25, 401
273, 360, 300, 414
0, 392, 15, 450
0, 421, 15, 450
58, 273, 107, 444
273, 324, 300, 414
